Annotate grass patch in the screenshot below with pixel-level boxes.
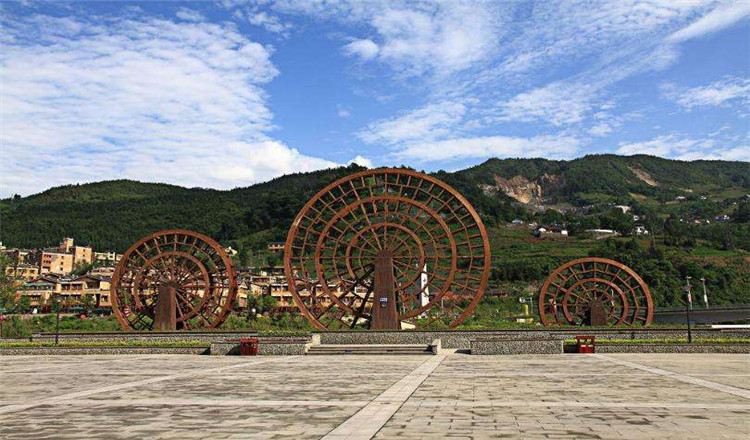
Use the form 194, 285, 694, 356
0, 340, 210, 349
564, 338, 750, 345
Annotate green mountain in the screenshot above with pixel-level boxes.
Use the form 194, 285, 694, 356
2, 154, 749, 308
449, 154, 749, 206
1, 155, 748, 252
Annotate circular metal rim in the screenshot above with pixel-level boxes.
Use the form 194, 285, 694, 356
284, 168, 491, 330
537, 257, 653, 327
110, 229, 238, 331
560, 277, 629, 326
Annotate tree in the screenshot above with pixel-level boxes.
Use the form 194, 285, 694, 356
80, 294, 96, 315
15, 295, 31, 314
0, 254, 17, 310
246, 293, 278, 315
238, 246, 251, 267
733, 200, 750, 223
599, 208, 634, 236
266, 252, 281, 267
71, 261, 93, 277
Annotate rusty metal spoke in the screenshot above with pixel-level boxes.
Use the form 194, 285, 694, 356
111, 229, 237, 331
538, 257, 653, 327
285, 169, 489, 330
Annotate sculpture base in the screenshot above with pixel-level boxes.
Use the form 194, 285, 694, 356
154, 285, 177, 331
370, 250, 401, 330
587, 298, 608, 327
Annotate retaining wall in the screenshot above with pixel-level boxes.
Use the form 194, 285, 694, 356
596, 344, 750, 354
317, 329, 750, 349
471, 338, 563, 355
0, 346, 209, 356
31, 331, 260, 344
23, 329, 750, 351
210, 337, 310, 356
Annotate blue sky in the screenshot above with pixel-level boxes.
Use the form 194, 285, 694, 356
1, 1, 748, 197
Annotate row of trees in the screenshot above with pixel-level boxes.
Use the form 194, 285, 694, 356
491, 237, 749, 308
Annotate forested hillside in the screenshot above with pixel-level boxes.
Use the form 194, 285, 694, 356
0, 165, 365, 252
452, 154, 749, 205
2, 155, 748, 252
2, 155, 748, 308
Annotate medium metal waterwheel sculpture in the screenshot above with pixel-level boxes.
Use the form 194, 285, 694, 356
538, 257, 653, 327
111, 229, 237, 331
284, 168, 491, 330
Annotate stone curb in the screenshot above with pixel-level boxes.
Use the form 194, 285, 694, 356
596, 343, 750, 353
0, 346, 209, 356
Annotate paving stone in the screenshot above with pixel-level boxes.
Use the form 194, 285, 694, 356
1, 353, 748, 439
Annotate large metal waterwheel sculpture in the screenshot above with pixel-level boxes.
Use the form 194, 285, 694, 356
538, 257, 653, 327
111, 229, 237, 331
284, 168, 491, 330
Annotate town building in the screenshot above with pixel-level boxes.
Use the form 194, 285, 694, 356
267, 242, 285, 253
3, 237, 116, 277
94, 251, 122, 264
89, 266, 116, 277
533, 225, 569, 237
72, 245, 93, 265
4, 248, 32, 265
237, 266, 368, 312
16, 274, 112, 311
59, 238, 93, 265
585, 229, 619, 239
36, 250, 74, 274
614, 205, 631, 214
4, 264, 40, 280
59, 237, 75, 253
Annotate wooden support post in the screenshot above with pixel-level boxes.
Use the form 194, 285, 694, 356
588, 297, 607, 326
371, 250, 401, 330
154, 285, 177, 331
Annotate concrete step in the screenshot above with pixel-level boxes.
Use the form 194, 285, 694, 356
306, 344, 432, 355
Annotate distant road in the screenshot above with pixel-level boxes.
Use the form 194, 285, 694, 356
653, 304, 750, 324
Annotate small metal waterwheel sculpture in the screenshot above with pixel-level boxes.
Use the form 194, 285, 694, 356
110, 229, 237, 331
284, 168, 491, 330
538, 257, 653, 327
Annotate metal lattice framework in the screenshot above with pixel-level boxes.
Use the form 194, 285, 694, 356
111, 229, 237, 331
284, 168, 491, 330
538, 257, 653, 327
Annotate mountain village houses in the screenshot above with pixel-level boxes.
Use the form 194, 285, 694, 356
1, 237, 334, 314
2, 238, 123, 312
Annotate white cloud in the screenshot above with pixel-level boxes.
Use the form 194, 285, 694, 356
496, 83, 595, 126
616, 134, 749, 161
666, 0, 750, 43
221, 141, 339, 181
493, 41, 681, 127
589, 122, 615, 137
663, 76, 750, 109
343, 39, 379, 61
245, 10, 292, 36
393, 135, 581, 162
348, 155, 373, 168
369, 4, 501, 76
262, 1, 504, 77
0, 14, 341, 196
358, 101, 467, 145
234, 1, 740, 135
175, 8, 205, 22
337, 104, 351, 118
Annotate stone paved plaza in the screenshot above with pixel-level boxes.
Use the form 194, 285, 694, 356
1, 353, 749, 439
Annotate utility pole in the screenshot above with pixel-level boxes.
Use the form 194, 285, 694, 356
685, 276, 693, 344
54, 292, 61, 346
700, 277, 709, 309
